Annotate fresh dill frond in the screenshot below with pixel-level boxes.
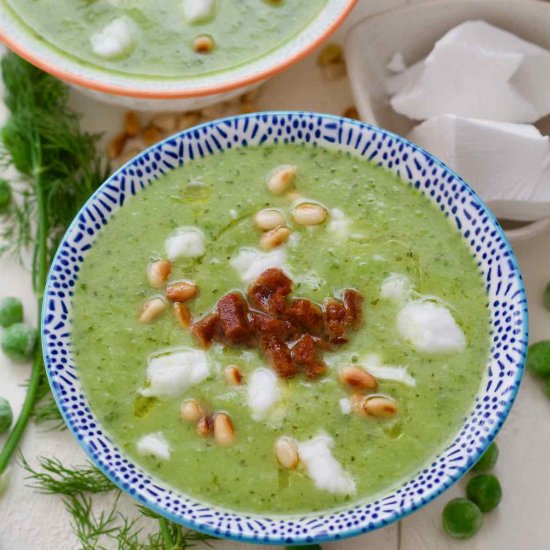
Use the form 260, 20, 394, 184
21, 455, 115, 496
31, 395, 65, 428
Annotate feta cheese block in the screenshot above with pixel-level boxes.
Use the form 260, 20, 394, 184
141, 347, 209, 398
380, 273, 412, 304
247, 368, 282, 422
389, 21, 550, 123
298, 434, 356, 495
165, 227, 205, 260
409, 114, 550, 220
137, 432, 171, 461
90, 17, 135, 59
397, 300, 466, 354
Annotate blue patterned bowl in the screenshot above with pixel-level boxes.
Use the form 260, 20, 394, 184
42, 112, 528, 545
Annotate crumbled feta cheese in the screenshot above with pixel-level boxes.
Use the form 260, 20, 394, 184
397, 300, 466, 354
164, 227, 205, 260
381, 273, 412, 304
362, 354, 416, 387
387, 52, 406, 73
182, 0, 217, 24
339, 397, 352, 415
230, 247, 288, 283
137, 433, 171, 460
247, 368, 281, 421
90, 18, 134, 59
327, 208, 352, 240
141, 347, 209, 398
229, 209, 238, 219
298, 434, 356, 495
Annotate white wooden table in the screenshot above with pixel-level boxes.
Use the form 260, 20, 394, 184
1, 0, 548, 548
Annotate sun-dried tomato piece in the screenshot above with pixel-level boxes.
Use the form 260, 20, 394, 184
191, 312, 219, 348
261, 334, 298, 378
291, 334, 327, 380
248, 268, 292, 316
324, 298, 348, 344
342, 288, 363, 329
285, 298, 324, 335
217, 292, 250, 343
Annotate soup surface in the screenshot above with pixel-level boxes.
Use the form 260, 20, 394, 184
71, 143, 489, 513
3, 0, 326, 78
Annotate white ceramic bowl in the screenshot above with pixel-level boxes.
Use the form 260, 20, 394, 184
0, 0, 356, 111
344, 0, 550, 242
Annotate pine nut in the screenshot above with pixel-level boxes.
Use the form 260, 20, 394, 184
254, 209, 285, 231
193, 35, 215, 54
362, 396, 398, 418
260, 226, 290, 250
165, 281, 198, 303
173, 302, 191, 329
339, 365, 377, 390
196, 415, 214, 437
138, 297, 167, 323
107, 131, 127, 160
224, 365, 243, 386
177, 111, 202, 131
266, 165, 297, 194
124, 111, 140, 137
142, 124, 162, 146
147, 259, 172, 288
214, 413, 236, 447
292, 203, 328, 226
181, 399, 203, 422
274, 437, 299, 469
151, 113, 177, 133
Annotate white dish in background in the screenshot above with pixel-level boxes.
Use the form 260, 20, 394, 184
344, 0, 550, 242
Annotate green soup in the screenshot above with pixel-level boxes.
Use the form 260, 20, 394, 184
3, 0, 327, 78
71, 143, 489, 514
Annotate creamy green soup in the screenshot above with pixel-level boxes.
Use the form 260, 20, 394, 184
71, 143, 489, 514
3, 0, 326, 78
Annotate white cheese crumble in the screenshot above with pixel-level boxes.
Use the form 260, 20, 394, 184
339, 397, 352, 415
396, 300, 466, 354
141, 347, 209, 398
90, 18, 134, 59
298, 434, 356, 495
327, 208, 352, 240
230, 247, 287, 284
137, 432, 171, 461
164, 227, 205, 260
182, 0, 216, 24
247, 368, 281, 422
380, 273, 412, 304
362, 354, 416, 387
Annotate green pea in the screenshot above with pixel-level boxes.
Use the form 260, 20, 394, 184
0, 297, 24, 328
0, 179, 11, 211
466, 474, 502, 513
1, 322, 37, 362
526, 341, 550, 378
545, 281, 550, 312
472, 442, 499, 472
0, 397, 13, 433
442, 498, 483, 539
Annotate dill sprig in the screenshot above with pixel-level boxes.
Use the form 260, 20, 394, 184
0, 52, 109, 475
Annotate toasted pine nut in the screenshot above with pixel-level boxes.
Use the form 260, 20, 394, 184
138, 297, 167, 323
181, 399, 203, 422
193, 35, 215, 54
177, 111, 201, 131
274, 437, 299, 469
165, 281, 198, 303
107, 132, 127, 160
142, 124, 162, 146
292, 203, 328, 226
362, 396, 398, 418
266, 165, 297, 194
147, 259, 172, 288
214, 413, 236, 447
124, 111, 140, 137
254, 209, 285, 231
197, 415, 214, 437
317, 43, 343, 67
339, 366, 377, 390
343, 106, 360, 120
260, 226, 290, 250
240, 102, 256, 115
173, 302, 191, 329
224, 365, 243, 386
151, 113, 177, 134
